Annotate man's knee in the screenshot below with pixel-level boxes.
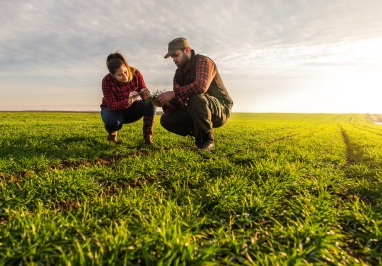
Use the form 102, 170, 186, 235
160, 113, 171, 131
160, 111, 193, 136
161, 113, 180, 134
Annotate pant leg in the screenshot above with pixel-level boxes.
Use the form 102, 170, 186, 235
121, 100, 157, 123
101, 107, 124, 132
101, 100, 156, 130
120, 100, 144, 123
207, 95, 231, 129
160, 107, 194, 136
187, 94, 231, 133
160, 94, 231, 136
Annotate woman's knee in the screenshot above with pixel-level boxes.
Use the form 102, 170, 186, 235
101, 108, 123, 131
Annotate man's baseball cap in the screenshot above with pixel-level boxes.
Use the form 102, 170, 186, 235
164, 37, 189, 59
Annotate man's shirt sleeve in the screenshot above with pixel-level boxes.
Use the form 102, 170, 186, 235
173, 57, 216, 102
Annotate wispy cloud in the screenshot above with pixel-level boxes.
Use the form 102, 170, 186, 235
0, 0, 381, 112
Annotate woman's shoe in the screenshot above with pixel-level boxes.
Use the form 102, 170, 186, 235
143, 116, 154, 145
108, 131, 118, 144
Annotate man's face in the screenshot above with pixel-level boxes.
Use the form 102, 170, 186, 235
171, 49, 189, 69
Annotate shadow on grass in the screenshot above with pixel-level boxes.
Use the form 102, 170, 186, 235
340, 128, 382, 199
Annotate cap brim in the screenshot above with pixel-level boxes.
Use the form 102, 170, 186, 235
164, 50, 176, 59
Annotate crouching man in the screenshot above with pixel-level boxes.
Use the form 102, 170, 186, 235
154, 37, 233, 151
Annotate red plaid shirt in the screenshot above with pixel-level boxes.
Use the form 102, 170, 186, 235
162, 56, 217, 113
100, 69, 147, 111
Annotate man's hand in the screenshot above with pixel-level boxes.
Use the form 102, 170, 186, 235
151, 98, 162, 107
156, 91, 175, 106
139, 88, 150, 100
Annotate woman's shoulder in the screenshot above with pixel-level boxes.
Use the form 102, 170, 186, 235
103, 73, 113, 80
132, 67, 140, 74
102, 73, 114, 82
133, 68, 144, 78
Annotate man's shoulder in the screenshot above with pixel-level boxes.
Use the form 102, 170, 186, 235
195, 54, 208, 60
195, 54, 215, 65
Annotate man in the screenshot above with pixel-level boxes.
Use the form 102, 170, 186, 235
154, 37, 233, 151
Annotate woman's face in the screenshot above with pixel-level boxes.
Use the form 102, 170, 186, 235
113, 65, 128, 83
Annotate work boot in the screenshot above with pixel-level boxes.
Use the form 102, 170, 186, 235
107, 131, 118, 144
194, 130, 203, 147
143, 116, 155, 145
196, 130, 214, 151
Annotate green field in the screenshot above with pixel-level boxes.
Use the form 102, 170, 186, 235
0, 112, 381, 265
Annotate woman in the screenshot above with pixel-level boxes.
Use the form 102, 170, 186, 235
100, 52, 156, 145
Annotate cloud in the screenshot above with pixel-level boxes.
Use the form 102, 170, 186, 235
0, 0, 381, 112
1, 0, 381, 70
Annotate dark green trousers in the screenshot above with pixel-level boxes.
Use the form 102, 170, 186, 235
160, 94, 231, 136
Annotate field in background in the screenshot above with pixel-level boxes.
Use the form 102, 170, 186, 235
0, 112, 381, 265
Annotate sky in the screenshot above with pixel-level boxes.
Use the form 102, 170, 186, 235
0, 0, 381, 113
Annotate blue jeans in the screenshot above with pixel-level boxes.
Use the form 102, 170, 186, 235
101, 100, 156, 132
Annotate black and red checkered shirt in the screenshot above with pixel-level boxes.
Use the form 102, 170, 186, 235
162, 55, 217, 113
100, 69, 147, 111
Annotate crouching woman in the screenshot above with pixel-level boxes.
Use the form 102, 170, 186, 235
100, 52, 156, 145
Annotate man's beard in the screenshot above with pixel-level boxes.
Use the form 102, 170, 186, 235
177, 52, 190, 69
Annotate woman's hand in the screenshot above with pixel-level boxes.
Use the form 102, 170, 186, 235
139, 88, 150, 100
128, 91, 139, 105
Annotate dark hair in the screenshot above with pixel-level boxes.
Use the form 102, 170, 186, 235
106, 52, 126, 74
106, 52, 136, 81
